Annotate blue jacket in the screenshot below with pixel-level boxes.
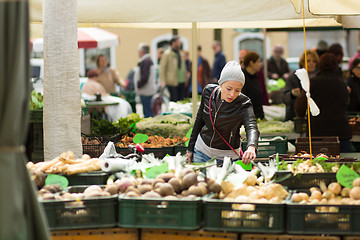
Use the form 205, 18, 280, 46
212, 51, 226, 82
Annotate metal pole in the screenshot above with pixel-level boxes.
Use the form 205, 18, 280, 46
192, 22, 198, 121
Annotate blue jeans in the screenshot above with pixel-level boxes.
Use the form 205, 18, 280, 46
193, 148, 212, 163
140, 95, 154, 118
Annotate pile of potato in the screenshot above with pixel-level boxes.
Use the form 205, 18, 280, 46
116, 169, 221, 199
38, 184, 117, 201
291, 178, 360, 205
219, 174, 289, 204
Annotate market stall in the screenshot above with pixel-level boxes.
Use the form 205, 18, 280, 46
8, 0, 360, 239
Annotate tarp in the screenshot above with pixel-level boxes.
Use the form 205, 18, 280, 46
29, 0, 335, 24
30, 27, 119, 52
0, 0, 50, 239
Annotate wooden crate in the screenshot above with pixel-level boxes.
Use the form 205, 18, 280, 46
241, 233, 340, 240
141, 229, 238, 240
343, 237, 360, 240
51, 228, 138, 240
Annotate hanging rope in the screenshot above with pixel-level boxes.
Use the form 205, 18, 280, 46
301, 0, 313, 159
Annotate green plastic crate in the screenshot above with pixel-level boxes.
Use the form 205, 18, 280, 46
41, 195, 118, 230
273, 171, 337, 190
203, 199, 285, 233
118, 196, 203, 230
29, 109, 43, 123
66, 172, 109, 186
287, 203, 360, 235
242, 136, 288, 158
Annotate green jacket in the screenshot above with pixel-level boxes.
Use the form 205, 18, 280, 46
159, 48, 186, 87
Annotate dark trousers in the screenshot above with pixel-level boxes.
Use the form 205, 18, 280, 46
140, 95, 154, 118
167, 85, 179, 102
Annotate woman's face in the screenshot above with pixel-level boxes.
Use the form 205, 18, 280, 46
306, 55, 317, 73
251, 58, 262, 72
220, 81, 243, 103
352, 62, 360, 78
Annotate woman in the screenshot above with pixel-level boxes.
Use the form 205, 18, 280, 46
283, 49, 319, 121
346, 57, 360, 112
186, 61, 260, 164
295, 53, 354, 153
241, 51, 264, 119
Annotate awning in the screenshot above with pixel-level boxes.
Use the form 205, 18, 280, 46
30, 27, 120, 52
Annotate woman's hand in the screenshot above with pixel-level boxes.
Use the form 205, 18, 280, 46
186, 151, 193, 164
242, 146, 256, 164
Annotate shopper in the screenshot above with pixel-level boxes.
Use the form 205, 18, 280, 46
186, 61, 260, 164
211, 41, 226, 84
346, 57, 360, 112
283, 49, 319, 121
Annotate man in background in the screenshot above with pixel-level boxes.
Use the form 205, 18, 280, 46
211, 40, 226, 84
159, 35, 186, 102
136, 43, 157, 118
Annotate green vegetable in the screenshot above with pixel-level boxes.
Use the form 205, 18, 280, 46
29, 90, 43, 110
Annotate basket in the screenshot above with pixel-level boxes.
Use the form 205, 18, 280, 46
349, 116, 360, 135
242, 136, 288, 158
174, 145, 187, 155
269, 153, 358, 162
41, 187, 118, 230
287, 202, 360, 235
295, 137, 340, 157
273, 171, 337, 190
118, 196, 203, 230
29, 109, 43, 123
115, 146, 174, 159
203, 199, 285, 233
66, 172, 109, 186
82, 144, 106, 158
294, 117, 307, 133
241, 234, 341, 240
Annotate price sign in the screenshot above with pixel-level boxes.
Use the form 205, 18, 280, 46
336, 164, 360, 188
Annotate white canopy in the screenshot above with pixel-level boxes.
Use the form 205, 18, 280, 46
30, 0, 343, 26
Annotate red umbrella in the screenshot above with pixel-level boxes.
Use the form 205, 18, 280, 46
30, 27, 120, 52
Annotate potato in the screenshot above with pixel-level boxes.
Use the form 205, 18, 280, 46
208, 182, 221, 194
311, 190, 322, 201
179, 168, 193, 179
188, 185, 203, 197
244, 174, 257, 186
353, 178, 360, 187
156, 172, 175, 182
142, 191, 161, 198
291, 193, 302, 202
126, 191, 141, 197
328, 182, 341, 195
84, 185, 102, 195
138, 184, 153, 194
341, 187, 351, 198
158, 183, 174, 196
168, 178, 181, 194
104, 184, 119, 195
350, 186, 360, 200
182, 172, 198, 189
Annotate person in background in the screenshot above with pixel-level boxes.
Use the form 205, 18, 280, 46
82, 69, 108, 96
315, 40, 328, 58
294, 53, 355, 153
186, 61, 259, 164
349, 46, 360, 71
136, 43, 155, 118
346, 57, 360, 112
197, 45, 211, 92
159, 35, 186, 102
157, 47, 164, 65
183, 50, 192, 97
239, 49, 269, 106
267, 45, 291, 81
241, 51, 264, 120
211, 40, 226, 84
96, 54, 126, 95
327, 43, 344, 78
239, 49, 248, 68
283, 49, 319, 121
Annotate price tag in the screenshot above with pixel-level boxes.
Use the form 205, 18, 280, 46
336, 164, 360, 188
236, 160, 252, 171
145, 162, 170, 178
45, 174, 69, 190
133, 133, 148, 143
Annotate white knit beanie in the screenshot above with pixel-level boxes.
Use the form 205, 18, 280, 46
218, 60, 245, 86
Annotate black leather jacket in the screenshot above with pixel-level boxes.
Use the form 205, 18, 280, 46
188, 84, 259, 153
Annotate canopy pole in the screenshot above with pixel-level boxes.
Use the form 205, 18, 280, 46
263, 28, 268, 83
191, 22, 198, 121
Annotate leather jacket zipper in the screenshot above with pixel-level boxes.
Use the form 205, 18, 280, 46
229, 131, 233, 143
210, 100, 223, 147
